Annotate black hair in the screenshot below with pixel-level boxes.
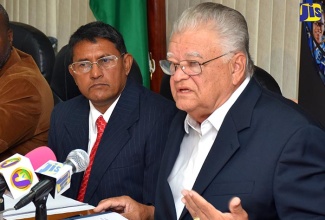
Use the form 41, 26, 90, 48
68, 21, 127, 62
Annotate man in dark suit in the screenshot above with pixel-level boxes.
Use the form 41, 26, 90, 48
94, 2, 325, 220
48, 21, 177, 207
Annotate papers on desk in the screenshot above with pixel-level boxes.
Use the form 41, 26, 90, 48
3, 194, 94, 219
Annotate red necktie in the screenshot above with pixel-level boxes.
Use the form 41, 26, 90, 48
77, 115, 107, 202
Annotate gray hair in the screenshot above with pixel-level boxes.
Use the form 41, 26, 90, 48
171, 2, 254, 76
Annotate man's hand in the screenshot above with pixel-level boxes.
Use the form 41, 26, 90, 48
93, 195, 154, 220
181, 190, 248, 220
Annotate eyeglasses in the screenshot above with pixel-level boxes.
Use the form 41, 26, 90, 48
70, 53, 125, 74
159, 51, 232, 76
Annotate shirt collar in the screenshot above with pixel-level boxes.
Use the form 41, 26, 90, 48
184, 75, 251, 133
89, 95, 120, 130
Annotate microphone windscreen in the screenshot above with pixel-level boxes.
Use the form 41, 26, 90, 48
25, 146, 57, 170
66, 149, 89, 173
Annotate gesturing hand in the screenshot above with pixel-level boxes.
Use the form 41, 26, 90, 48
181, 190, 248, 220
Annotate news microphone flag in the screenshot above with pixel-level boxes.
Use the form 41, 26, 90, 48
0, 154, 38, 199
35, 160, 72, 198
14, 149, 89, 211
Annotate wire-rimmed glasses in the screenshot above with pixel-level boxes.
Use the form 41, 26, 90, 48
70, 53, 125, 74
159, 51, 232, 76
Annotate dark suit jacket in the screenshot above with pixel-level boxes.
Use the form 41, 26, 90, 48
154, 77, 325, 220
48, 78, 177, 206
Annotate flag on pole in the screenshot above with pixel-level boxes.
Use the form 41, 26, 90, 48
89, 0, 150, 88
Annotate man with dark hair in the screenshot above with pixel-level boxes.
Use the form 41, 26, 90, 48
48, 21, 177, 207
0, 4, 54, 160
95, 2, 325, 220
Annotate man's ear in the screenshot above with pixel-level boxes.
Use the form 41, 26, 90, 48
8, 29, 13, 46
123, 53, 133, 76
68, 65, 78, 86
68, 64, 74, 76
230, 52, 246, 86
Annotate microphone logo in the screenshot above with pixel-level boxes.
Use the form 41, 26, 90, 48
56, 171, 71, 193
0, 157, 21, 168
37, 161, 63, 174
10, 168, 34, 190
36, 160, 73, 197
0, 154, 39, 199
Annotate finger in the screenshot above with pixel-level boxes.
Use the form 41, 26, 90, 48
93, 199, 111, 212
93, 196, 128, 212
187, 190, 226, 219
182, 195, 200, 218
228, 197, 248, 219
182, 190, 206, 219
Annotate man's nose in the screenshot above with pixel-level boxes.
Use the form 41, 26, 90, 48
172, 65, 190, 81
89, 63, 103, 78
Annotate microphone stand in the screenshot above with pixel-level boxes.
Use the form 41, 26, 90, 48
0, 179, 8, 220
33, 193, 50, 220
30, 179, 55, 220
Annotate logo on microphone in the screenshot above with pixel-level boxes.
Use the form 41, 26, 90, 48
37, 161, 63, 174
56, 171, 71, 193
300, 3, 322, 22
10, 168, 33, 190
0, 157, 21, 169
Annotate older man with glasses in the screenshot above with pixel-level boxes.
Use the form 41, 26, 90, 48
94, 2, 325, 220
48, 21, 177, 207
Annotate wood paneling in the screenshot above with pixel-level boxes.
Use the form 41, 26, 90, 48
148, 0, 167, 92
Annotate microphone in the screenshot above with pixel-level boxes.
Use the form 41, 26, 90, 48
14, 149, 89, 210
0, 146, 57, 213
25, 146, 57, 170
0, 153, 39, 199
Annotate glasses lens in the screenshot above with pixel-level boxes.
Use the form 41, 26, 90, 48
73, 61, 91, 74
186, 61, 201, 75
98, 55, 118, 69
159, 60, 174, 75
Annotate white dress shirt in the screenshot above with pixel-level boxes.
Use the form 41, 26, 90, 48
88, 96, 120, 154
168, 76, 250, 219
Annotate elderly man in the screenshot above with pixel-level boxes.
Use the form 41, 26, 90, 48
94, 2, 325, 220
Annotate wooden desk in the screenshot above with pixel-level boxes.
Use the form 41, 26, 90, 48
21, 209, 94, 220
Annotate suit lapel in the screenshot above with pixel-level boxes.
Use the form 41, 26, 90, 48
159, 111, 187, 220
63, 97, 90, 155
61, 97, 90, 198
84, 79, 141, 201
164, 112, 187, 177
180, 78, 262, 219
